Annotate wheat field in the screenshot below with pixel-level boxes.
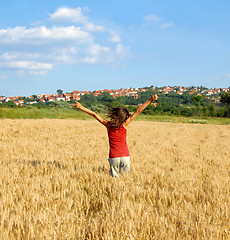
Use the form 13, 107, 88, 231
0, 119, 229, 239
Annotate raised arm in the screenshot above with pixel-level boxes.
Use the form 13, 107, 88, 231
75, 101, 108, 126
124, 94, 158, 127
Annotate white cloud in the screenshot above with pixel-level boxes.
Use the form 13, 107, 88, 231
0, 25, 92, 44
0, 7, 130, 76
81, 43, 130, 64
46, 47, 78, 64
49, 7, 105, 32
1, 53, 18, 61
85, 22, 105, 32
2, 52, 42, 61
81, 44, 110, 63
0, 73, 7, 80
3, 61, 53, 70
49, 7, 87, 24
109, 31, 121, 43
29, 70, 48, 76
115, 44, 130, 59
160, 22, 174, 28
226, 74, 230, 78
143, 14, 162, 24
143, 14, 173, 29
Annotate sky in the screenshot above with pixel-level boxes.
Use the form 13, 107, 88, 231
0, 0, 230, 96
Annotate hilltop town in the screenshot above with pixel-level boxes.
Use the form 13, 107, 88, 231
0, 86, 229, 106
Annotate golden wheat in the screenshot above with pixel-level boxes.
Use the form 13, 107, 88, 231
0, 119, 230, 239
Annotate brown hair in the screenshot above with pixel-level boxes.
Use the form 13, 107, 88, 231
107, 106, 130, 129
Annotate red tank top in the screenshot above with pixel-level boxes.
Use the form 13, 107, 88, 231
107, 125, 130, 158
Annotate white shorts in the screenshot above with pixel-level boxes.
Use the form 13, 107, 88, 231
108, 156, 130, 178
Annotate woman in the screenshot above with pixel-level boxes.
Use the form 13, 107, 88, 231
75, 94, 158, 177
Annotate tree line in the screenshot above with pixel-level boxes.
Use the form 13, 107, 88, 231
79, 90, 230, 118
1, 89, 230, 118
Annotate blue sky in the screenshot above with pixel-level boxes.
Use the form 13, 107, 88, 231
0, 0, 230, 96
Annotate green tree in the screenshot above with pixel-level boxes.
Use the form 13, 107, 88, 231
192, 95, 203, 107
57, 89, 63, 95
192, 95, 203, 113
201, 102, 208, 116
47, 100, 70, 109
110, 100, 122, 108
180, 92, 193, 105
143, 104, 158, 115
220, 91, 230, 117
5, 101, 17, 108
208, 104, 215, 117
97, 92, 114, 104
178, 106, 194, 117
29, 95, 39, 102
80, 93, 98, 107
220, 92, 230, 105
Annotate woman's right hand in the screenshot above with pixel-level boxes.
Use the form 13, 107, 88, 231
74, 101, 82, 109
149, 94, 158, 101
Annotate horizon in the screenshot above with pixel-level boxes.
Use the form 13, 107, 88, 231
1, 0, 230, 96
